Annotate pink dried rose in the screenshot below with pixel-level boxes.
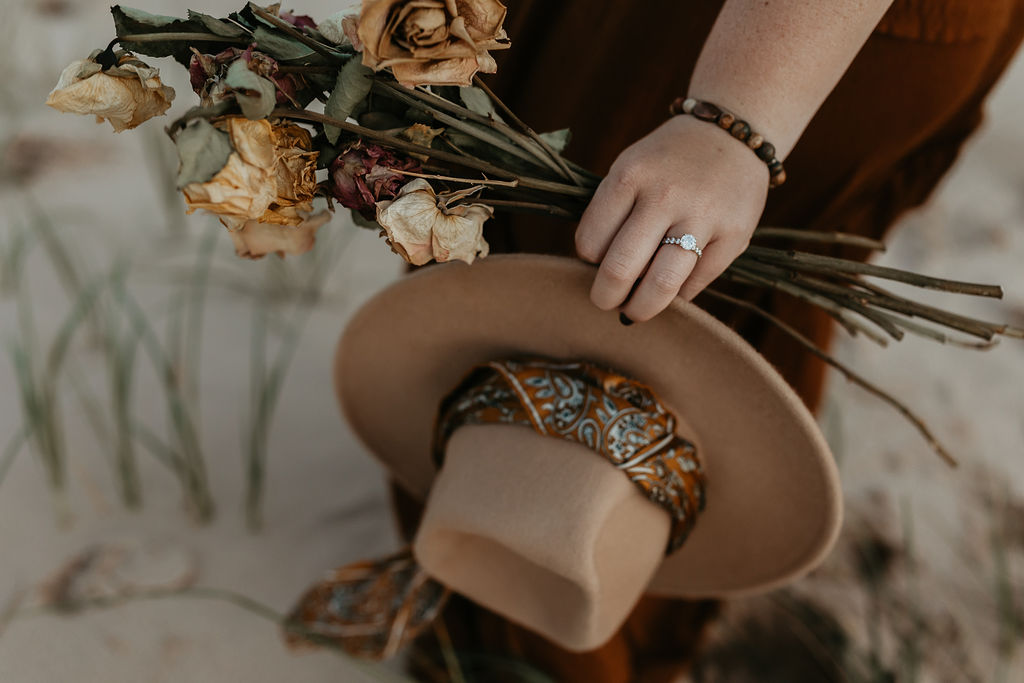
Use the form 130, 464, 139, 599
357, 0, 510, 86
329, 142, 421, 219
182, 117, 319, 245
229, 210, 331, 260
375, 178, 491, 265
46, 52, 174, 132
189, 46, 303, 108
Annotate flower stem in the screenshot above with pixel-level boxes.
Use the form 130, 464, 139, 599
271, 107, 594, 199
117, 33, 250, 44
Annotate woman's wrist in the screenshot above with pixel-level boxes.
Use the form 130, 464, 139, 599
670, 96, 787, 188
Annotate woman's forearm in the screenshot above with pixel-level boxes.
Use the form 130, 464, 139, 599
689, 0, 894, 158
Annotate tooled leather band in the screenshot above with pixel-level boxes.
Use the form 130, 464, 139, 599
284, 357, 707, 659
435, 357, 707, 553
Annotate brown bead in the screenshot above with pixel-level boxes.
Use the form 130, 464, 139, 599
691, 100, 722, 122
729, 120, 751, 141
768, 160, 786, 187
669, 97, 686, 116
755, 142, 776, 162
746, 133, 764, 150
717, 112, 735, 130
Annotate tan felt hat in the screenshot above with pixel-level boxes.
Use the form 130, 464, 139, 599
335, 254, 841, 651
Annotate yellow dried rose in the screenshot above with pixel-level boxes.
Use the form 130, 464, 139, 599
358, 0, 510, 86
375, 178, 491, 265
229, 210, 331, 260
46, 53, 175, 132
182, 117, 319, 232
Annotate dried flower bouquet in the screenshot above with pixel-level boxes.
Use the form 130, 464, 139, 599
47, 1, 1023, 461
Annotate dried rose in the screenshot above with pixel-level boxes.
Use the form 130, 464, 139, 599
229, 210, 330, 259
189, 46, 303, 109
357, 0, 510, 86
329, 142, 421, 219
46, 52, 174, 132
375, 178, 491, 265
182, 117, 318, 234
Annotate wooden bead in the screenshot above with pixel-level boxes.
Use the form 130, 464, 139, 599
691, 100, 722, 122
729, 120, 751, 141
755, 142, 776, 162
669, 96, 788, 188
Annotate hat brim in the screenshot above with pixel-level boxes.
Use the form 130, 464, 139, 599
336, 255, 841, 597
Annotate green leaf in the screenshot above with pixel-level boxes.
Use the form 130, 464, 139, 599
174, 119, 233, 187
111, 5, 213, 65
186, 10, 251, 38
253, 25, 316, 60
323, 58, 373, 144
225, 60, 277, 120
539, 128, 572, 153
459, 86, 504, 123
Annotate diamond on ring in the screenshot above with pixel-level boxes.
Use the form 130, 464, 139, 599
661, 234, 703, 259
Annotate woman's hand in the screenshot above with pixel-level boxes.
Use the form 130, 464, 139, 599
575, 114, 770, 322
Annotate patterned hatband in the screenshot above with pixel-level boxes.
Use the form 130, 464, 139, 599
435, 357, 707, 553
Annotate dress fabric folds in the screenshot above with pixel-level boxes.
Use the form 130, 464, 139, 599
393, 1, 1024, 680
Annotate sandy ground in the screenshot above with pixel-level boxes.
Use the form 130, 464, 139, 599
0, 0, 1022, 681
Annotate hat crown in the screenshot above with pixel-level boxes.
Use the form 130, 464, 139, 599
414, 423, 670, 651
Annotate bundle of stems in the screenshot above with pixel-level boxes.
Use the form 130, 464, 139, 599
144, 16, 1021, 465
260, 70, 1024, 466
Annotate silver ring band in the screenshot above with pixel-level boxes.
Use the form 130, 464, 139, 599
661, 234, 703, 259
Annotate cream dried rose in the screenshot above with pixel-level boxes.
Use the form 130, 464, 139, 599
375, 178, 491, 265
358, 0, 510, 86
46, 53, 175, 132
229, 210, 331, 260
182, 117, 318, 232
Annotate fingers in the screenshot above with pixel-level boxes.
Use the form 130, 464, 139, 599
588, 205, 670, 310
620, 227, 705, 322
677, 235, 744, 302
574, 172, 636, 264
621, 231, 745, 321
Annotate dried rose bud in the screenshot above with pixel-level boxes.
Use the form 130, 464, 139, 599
329, 142, 421, 219
46, 52, 174, 132
375, 178, 491, 265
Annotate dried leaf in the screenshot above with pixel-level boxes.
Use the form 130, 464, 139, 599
111, 5, 211, 65
324, 58, 373, 144
539, 128, 571, 153
252, 25, 317, 61
174, 118, 233, 188
225, 59, 277, 120
459, 85, 503, 122
186, 10, 250, 38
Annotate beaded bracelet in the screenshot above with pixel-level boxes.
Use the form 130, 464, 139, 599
669, 97, 787, 188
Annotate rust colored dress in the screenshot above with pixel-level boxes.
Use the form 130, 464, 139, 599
393, 1, 1024, 680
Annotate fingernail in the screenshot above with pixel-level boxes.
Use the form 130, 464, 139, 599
619, 312, 634, 326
